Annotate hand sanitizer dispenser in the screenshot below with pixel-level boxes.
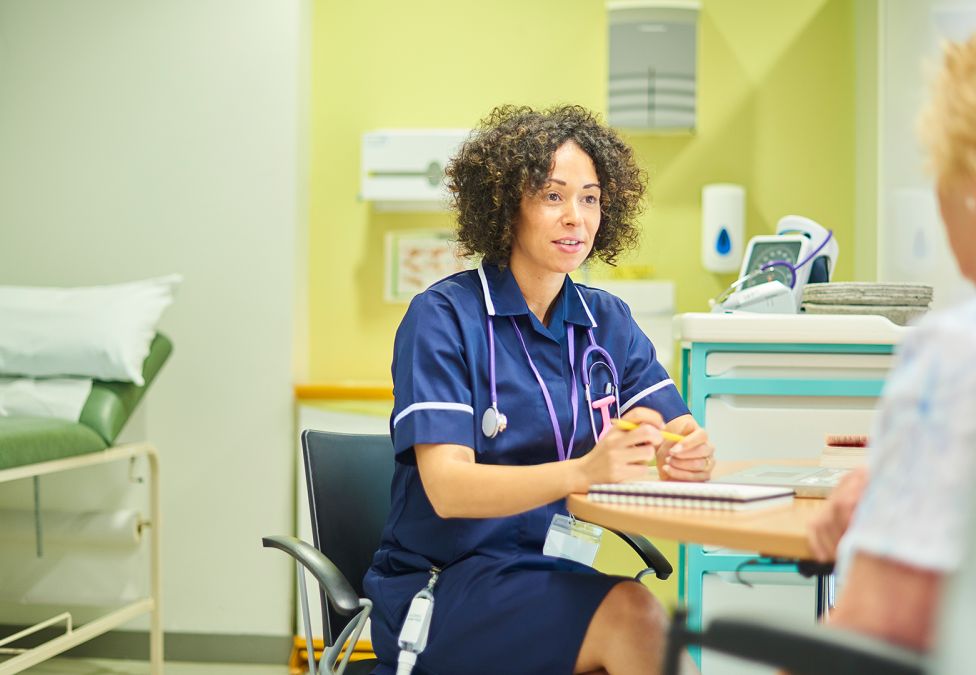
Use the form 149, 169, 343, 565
701, 183, 745, 273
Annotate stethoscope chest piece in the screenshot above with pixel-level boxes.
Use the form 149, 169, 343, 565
482, 405, 507, 438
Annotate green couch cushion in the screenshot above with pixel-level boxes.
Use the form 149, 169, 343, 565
0, 417, 108, 471
78, 333, 173, 445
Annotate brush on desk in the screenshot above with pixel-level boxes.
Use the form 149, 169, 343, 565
610, 418, 685, 443
821, 433, 869, 469
825, 434, 868, 447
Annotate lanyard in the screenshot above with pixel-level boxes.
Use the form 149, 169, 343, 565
508, 317, 580, 462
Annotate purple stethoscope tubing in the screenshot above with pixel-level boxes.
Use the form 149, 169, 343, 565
580, 332, 619, 390
759, 229, 834, 289
484, 317, 620, 459
580, 334, 620, 443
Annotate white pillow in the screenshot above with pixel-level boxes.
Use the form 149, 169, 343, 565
0, 275, 181, 385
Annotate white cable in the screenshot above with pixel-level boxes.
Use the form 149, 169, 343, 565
396, 650, 417, 675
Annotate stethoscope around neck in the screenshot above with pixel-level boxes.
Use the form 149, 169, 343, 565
481, 313, 622, 461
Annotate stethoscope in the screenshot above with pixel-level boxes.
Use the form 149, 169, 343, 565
481, 313, 622, 460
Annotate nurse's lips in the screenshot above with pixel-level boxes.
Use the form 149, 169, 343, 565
553, 238, 584, 253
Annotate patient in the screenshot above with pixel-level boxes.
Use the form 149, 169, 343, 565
806, 33, 976, 650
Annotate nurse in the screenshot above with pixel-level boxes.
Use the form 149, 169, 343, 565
364, 104, 715, 675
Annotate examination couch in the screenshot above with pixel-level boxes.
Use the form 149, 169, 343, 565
0, 333, 170, 674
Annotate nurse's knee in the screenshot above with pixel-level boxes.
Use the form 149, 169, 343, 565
577, 581, 668, 673
608, 581, 668, 635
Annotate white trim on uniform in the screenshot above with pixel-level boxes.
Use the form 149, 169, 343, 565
477, 264, 496, 316
620, 379, 676, 413
574, 287, 598, 328
392, 401, 475, 428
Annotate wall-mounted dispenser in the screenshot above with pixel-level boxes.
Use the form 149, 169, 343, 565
607, 0, 699, 132
701, 183, 745, 273
360, 129, 470, 211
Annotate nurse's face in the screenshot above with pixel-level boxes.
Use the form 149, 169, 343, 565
510, 141, 601, 277
937, 176, 976, 283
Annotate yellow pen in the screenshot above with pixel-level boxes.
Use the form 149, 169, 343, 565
610, 418, 685, 443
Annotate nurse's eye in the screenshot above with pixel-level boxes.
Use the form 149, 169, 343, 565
583, 194, 599, 205
545, 191, 561, 202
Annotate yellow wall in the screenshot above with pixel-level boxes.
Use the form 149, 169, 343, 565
308, 0, 857, 383
309, 0, 605, 382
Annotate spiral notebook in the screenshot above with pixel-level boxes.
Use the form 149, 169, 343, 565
587, 481, 794, 511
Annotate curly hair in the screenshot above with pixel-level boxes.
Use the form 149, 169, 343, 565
920, 34, 976, 182
445, 104, 646, 266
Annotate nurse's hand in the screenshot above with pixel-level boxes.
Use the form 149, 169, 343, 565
658, 414, 714, 482
575, 407, 664, 486
806, 466, 869, 562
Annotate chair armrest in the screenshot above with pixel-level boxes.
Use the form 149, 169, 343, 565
607, 528, 672, 580
262, 535, 361, 616
673, 611, 926, 675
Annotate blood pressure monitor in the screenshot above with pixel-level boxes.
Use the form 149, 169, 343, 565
714, 215, 839, 314
739, 235, 812, 304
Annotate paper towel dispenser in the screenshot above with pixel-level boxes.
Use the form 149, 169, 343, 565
608, 1, 699, 132
360, 129, 470, 211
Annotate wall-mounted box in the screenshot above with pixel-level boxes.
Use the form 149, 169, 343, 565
360, 129, 470, 211
608, 1, 699, 132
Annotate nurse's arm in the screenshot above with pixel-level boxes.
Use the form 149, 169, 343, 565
415, 443, 588, 518
416, 417, 663, 518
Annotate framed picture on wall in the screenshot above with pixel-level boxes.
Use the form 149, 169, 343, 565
384, 230, 467, 302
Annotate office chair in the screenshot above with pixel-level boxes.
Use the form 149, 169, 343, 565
265, 430, 674, 675
661, 484, 976, 675
264, 430, 392, 675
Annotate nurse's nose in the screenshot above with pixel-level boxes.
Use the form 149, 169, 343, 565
562, 197, 583, 225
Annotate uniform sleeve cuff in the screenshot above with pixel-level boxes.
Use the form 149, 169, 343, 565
392, 407, 476, 455
621, 380, 689, 422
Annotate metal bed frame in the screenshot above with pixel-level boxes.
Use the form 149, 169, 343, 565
0, 442, 162, 674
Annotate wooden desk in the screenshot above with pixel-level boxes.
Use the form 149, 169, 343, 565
567, 460, 827, 560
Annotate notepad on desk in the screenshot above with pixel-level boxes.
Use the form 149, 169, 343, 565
587, 481, 794, 511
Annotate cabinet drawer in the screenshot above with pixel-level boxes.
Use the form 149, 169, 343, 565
700, 572, 816, 675
705, 394, 878, 460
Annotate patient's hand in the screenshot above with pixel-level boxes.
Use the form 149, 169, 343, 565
806, 466, 869, 562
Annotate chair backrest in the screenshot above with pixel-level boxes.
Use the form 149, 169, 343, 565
301, 429, 394, 643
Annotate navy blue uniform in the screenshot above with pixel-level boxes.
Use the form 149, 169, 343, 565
364, 263, 688, 674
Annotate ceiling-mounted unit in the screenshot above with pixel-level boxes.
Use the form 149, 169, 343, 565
608, 0, 699, 132
360, 129, 470, 211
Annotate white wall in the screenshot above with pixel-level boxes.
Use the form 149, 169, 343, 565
877, 0, 975, 306
0, 0, 307, 638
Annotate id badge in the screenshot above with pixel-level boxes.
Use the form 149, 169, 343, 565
542, 513, 603, 567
